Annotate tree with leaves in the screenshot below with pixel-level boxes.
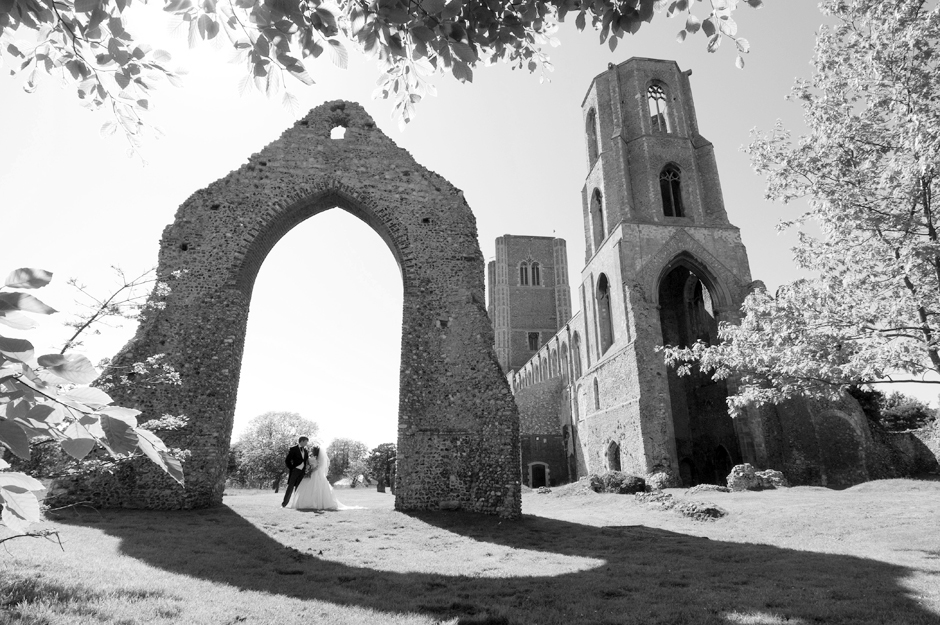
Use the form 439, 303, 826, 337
0, 268, 184, 534
367, 441, 396, 492
1, 0, 763, 150
325, 437, 368, 483
662, 0, 940, 413
229, 411, 318, 490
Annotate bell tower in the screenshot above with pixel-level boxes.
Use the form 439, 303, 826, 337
572, 58, 757, 486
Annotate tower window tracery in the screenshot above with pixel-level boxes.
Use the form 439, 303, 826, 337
519, 262, 529, 285
591, 189, 606, 252
648, 83, 671, 134
531, 262, 541, 286
660, 165, 684, 217
586, 108, 599, 164
597, 273, 614, 354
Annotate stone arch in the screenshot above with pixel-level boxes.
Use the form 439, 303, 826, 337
586, 107, 599, 165
659, 163, 684, 218
640, 238, 738, 314
559, 342, 570, 383
646, 80, 672, 134
590, 189, 606, 253
596, 273, 614, 355
606, 440, 621, 472
572, 332, 583, 379
76, 101, 521, 518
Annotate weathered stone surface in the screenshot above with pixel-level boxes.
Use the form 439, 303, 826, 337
726, 463, 761, 491
589, 471, 646, 494
755, 469, 789, 489
645, 471, 679, 490
634, 490, 676, 509
686, 484, 730, 495
48, 101, 521, 518
676, 501, 728, 521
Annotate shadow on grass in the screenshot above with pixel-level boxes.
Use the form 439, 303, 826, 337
51, 505, 940, 625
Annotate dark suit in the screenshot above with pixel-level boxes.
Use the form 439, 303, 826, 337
281, 445, 308, 506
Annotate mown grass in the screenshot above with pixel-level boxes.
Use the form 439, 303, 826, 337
2, 480, 939, 625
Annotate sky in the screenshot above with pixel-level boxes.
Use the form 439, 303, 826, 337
0, 2, 849, 449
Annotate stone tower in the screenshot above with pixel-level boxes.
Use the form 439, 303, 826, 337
574, 57, 756, 485
487, 236, 571, 372
507, 58, 899, 489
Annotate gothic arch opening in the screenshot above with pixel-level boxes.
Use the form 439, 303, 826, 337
586, 108, 599, 165
660, 164, 684, 217
235, 209, 401, 465
606, 441, 621, 472
73, 101, 521, 517
596, 273, 614, 355
590, 189, 606, 253
658, 259, 740, 486
647, 82, 671, 134
572, 332, 583, 379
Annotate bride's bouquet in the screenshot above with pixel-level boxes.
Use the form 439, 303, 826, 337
304, 456, 319, 478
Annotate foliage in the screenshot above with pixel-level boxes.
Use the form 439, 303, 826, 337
325, 437, 368, 483
0, 0, 763, 146
880, 392, 937, 432
366, 442, 396, 490
0, 268, 184, 534
661, 0, 940, 414
229, 411, 318, 490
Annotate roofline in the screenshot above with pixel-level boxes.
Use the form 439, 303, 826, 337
580, 57, 685, 108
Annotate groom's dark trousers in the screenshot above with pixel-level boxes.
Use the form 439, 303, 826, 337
281, 445, 307, 506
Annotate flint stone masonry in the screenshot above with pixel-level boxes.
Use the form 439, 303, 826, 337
51, 101, 521, 518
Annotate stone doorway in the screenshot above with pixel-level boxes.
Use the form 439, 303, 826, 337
63, 102, 522, 518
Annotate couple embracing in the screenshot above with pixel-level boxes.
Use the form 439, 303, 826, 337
281, 436, 343, 511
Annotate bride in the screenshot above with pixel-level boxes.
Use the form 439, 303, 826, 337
290, 445, 351, 511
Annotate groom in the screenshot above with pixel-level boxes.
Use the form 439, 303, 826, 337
281, 436, 309, 507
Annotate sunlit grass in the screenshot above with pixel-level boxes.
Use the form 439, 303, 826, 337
2, 481, 939, 624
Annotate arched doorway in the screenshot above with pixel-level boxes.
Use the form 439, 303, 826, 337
658, 258, 740, 486
70, 101, 522, 517
529, 462, 549, 488
606, 441, 621, 472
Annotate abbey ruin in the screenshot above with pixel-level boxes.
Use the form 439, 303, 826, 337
492, 58, 937, 489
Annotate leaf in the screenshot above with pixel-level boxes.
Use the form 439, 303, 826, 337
735, 37, 749, 53
0, 336, 34, 362
608, 35, 618, 51
74, 0, 99, 11
450, 40, 476, 63
61, 421, 97, 460
98, 406, 141, 424
25, 404, 55, 422
735, 54, 745, 69
0, 311, 38, 330
707, 32, 721, 52
100, 415, 139, 455
685, 14, 701, 33
575, 10, 586, 30
62, 386, 113, 407
0, 292, 56, 314
39, 354, 98, 384
420, 0, 445, 14
0, 472, 44, 492
0, 419, 30, 459
153, 49, 172, 63
327, 39, 347, 69
452, 60, 472, 82
701, 16, 716, 37
4, 268, 52, 289
136, 429, 184, 486
1, 486, 40, 531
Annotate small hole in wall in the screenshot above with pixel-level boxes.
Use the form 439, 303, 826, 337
331, 126, 347, 139
210, 203, 221, 210
421, 217, 431, 224
180, 243, 189, 252
437, 319, 449, 329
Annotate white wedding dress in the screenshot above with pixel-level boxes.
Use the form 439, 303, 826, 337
290, 451, 355, 511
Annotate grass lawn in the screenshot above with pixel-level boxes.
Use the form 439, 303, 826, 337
2, 480, 940, 625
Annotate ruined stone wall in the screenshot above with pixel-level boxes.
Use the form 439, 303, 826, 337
50, 101, 521, 517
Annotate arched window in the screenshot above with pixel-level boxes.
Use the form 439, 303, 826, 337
660, 165, 683, 217
606, 441, 621, 472
534, 362, 540, 382
560, 343, 569, 383
648, 83, 670, 133
550, 349, 557, 378
597, 273, 614, 354
591, 189, 605, 252
572, 332, 583, 379
586, 108, 599, 164
531, 262, 541, 286
593, 377, 600, 410
519, 262, 529, 286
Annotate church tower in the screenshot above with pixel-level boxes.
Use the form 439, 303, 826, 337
572, 58, 757, 485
